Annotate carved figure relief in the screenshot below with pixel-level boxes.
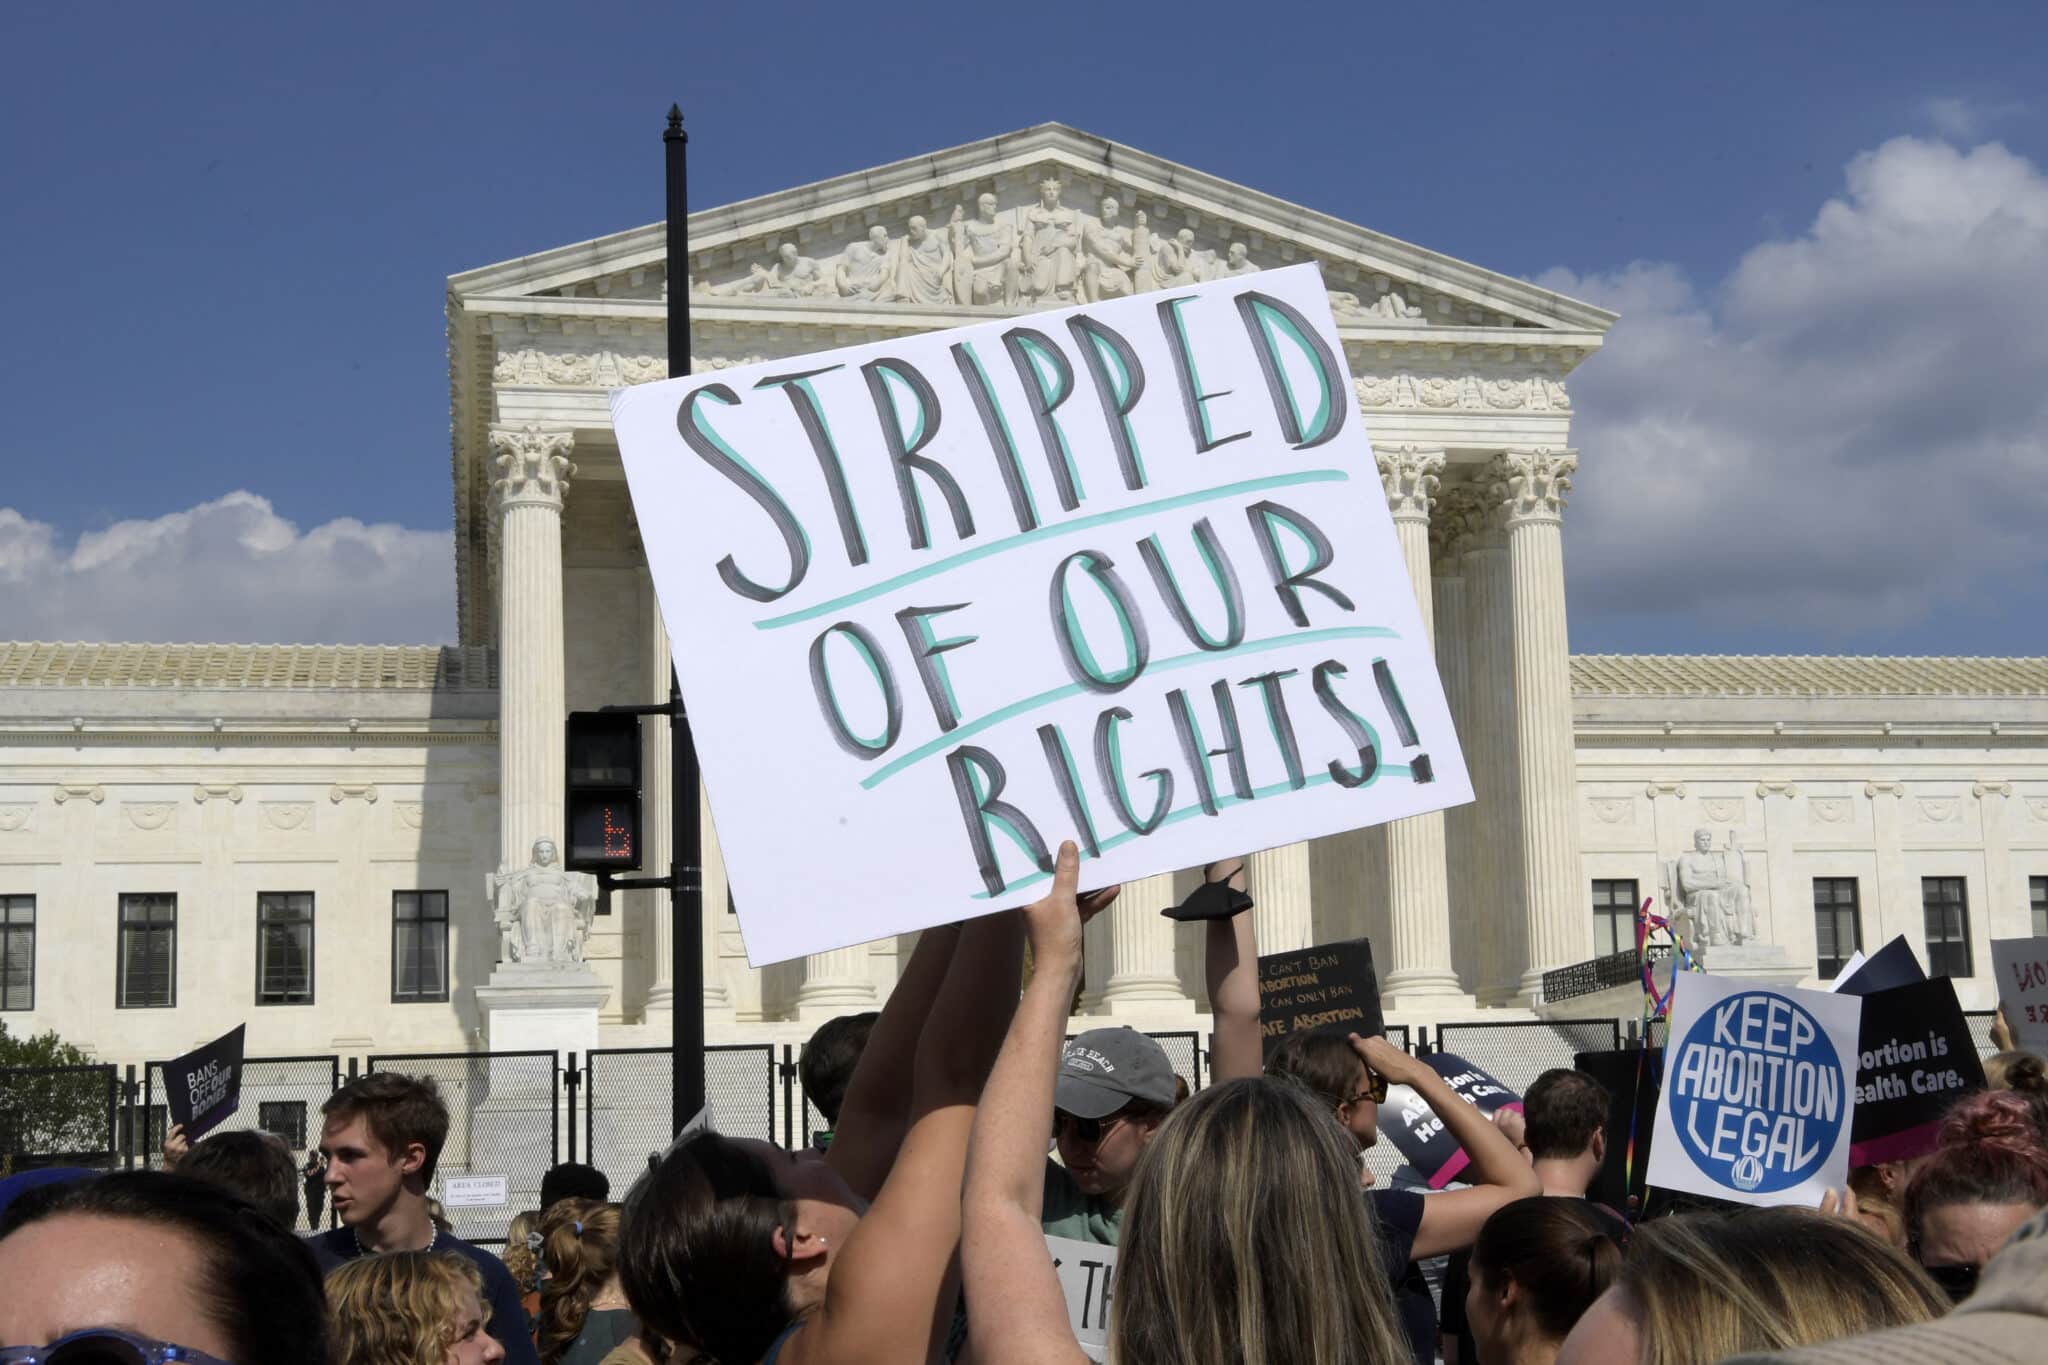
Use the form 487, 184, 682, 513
1702, 798, 1743, 824
952, 194, 1017, 305
1590, 797, 1633, 825
893, 215, 953, 305
1916, 797, 1961, 824
1018, 177, 1083, 304
123, 802, 176, 832
262, 802, 313, 832
1811, 798, 1852, 824
835, 226, 897, 300
0, 805, 33, 833
1079, 197, 1140, 301
702, 242, 831, 298
395, 801, 425, 830
2029, 797, 2048, 823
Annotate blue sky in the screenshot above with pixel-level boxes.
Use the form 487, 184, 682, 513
2, 1, 2043, 654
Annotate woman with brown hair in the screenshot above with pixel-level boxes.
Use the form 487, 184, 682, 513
1464, 1197, 1623, 1365
536, 1199, 661, 1365
330, 1249, 505, 1365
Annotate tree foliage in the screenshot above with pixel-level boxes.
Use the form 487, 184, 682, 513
0, 1020, 114, 1171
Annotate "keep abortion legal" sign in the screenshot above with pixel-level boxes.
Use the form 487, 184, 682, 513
614, 264, 1471, 963
1647, 972, 1861, 1207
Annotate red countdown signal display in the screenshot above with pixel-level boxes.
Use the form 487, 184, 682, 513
566, 711, 643, 879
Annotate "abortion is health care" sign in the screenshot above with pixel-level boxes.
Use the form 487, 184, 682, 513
614, 264, 1472, 963
1647, 972, 1861, 1207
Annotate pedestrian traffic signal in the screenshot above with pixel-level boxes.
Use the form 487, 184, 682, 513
565, 711, 641, 874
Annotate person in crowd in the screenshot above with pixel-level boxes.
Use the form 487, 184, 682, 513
330, 1248, 506, 1365
535, 1198, 642, 1365
798, 1010, 879, 1151
311, 1071, 542, 1365
1554, 1206, 1945, 1364
1844, 1162, 1908, 1247
962, 841, 1409, 1365
305, 1148, 330, 1230
0, 1168, 330, 1364
1983, 1050, 2047, 1093
1440, 1068, 1626, 1363
0, 1166, 93, 1222
176, 1127, 301, 1229
502, 1208, 544, 1310
1902, 1088, 2048, 1300
1044, 859, 1263, 1247
618, 897, 1026, 1364
1460, 1197, 1623, 1365
540, 1161, 611, 1211
1722, 1205, 2048, 1364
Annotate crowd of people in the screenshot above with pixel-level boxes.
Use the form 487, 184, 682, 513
3, 845, 2047, 1363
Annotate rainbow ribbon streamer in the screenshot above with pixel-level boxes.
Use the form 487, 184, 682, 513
1621, 896, 1703, 1219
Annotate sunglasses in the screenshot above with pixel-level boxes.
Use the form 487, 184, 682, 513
0, 1328, 233, 1364
1921, 1261, 1979, 1304
1347, 1070, 1390, 1106
1054, 1110, 1129, 1146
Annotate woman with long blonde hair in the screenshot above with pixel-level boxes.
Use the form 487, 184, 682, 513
537, 1199, 658, 1365
330, 1249, 506, 1365
962, 842, 1408, 1365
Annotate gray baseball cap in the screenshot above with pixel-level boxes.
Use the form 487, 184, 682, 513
1055, 1028, 1178, 1119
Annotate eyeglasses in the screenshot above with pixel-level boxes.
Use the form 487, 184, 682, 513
1054, 1110, 1129, 1146
0, 1328, 234, 1364
1346, 1070, 1389, 1106
1921, 1261, 1979, 1304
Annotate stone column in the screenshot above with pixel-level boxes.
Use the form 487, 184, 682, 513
1463, 522, 1526, 1004
1431, 485, 1485, 995
1248, 846, 1314, 954
491, 425, 576, 887
1374, 447, 1467, 1006
1491, 450, 1590, 1001
794, 942, 877, 1019
1095, 872, 1193, 1014
641, 572, 675, 1017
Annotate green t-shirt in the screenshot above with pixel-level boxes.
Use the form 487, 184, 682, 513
1040, 1158, 1122, 1246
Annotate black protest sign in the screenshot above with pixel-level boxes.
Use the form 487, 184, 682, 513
1836, 935, 1925, 997
1848, 976, 1983, 1165
165, 1025, 246, 1139
1258, 937, 1382, 1053
1382, 1054, 1521, 1189
1576, 1046, 1663, 1214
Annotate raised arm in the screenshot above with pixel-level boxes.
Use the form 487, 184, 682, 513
1202, 858, 1263, 1084
802, 909, 1024, 1365
963, 844, 1099, 1365
1356, 1035, 1541, 1259
826, 923, 962, 1200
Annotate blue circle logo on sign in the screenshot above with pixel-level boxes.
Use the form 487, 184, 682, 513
1670, 990, 1845, 1194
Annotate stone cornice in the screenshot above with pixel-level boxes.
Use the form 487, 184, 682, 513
0, 729, 495, 748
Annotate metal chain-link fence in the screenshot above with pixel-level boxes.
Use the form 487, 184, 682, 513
0, 1063, 120, 1174
144, 1055, 341, 1230
1432, 1019, 1624, 1097
585, 1045, 778, 1193
367, 1051, 557, 1247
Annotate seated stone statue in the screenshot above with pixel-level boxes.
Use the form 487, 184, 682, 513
1662, 828, 1757, 948
487, 837, 599, 966
702, 242, 829, 298
836, 226, 898, 300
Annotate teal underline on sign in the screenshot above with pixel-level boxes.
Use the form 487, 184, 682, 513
968, 764, 1414, 899
749, 468, 1352, 631
859, 624, 1399, 790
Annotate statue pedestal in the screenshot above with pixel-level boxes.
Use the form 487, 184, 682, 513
465, 965, 611, 1221
1695, 942, 1809, 991
476, 963, 612, 1058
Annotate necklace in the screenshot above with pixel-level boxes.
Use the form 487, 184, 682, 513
354, 1225, 441, 1256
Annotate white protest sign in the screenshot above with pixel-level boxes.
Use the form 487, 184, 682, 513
1992, 937, 2048, 1048
1826, 949, 1865, 992
613, 263, 1472, 963
441, 1175, 508, 1208
1648, 971, 1861, 1207
1045, 1234, 1116, 1361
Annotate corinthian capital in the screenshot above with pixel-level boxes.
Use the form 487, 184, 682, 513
1375, 445, 1444, 524
1487, 447, 1576, 526
490, 425, 577, 512
1429, 483, 1490, 563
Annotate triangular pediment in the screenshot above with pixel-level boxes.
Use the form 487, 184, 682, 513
450, 123, 1614, 336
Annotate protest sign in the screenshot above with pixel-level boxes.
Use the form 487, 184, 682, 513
441, 1175, 509, 1208
1258, 937, 1382, 1051
613, 264, 1472, 964
1046, 1234, 1116, 1362
1992, 937, 2048, 1049
1825, 950, 1865, 991
1381, 1054, 1521, 1188
1834, 935, 1924, 997
1576, 1046, 1663, 1214
1647, 972, 1860, 1207
1848, 976, 1983, 1165
165, 1025, 245, 1140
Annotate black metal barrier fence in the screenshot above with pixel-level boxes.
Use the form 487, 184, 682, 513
0, 1014, 2008, 1237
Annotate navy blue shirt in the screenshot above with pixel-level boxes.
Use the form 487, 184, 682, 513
308, 1226, 541, 1365
1368, 1188, 1436, 1365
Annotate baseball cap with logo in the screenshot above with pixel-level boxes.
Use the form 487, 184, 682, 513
1055, 1028, 1179, 1120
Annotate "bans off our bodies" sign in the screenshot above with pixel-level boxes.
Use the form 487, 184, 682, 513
615, 264, 1472, 963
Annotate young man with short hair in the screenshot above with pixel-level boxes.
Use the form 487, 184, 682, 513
537, 1160, 608, 1211
798, 1010, 879, 1150
1041, 1025, 1180, 1244
308, 1072, 540, 1365
181, 1129, 301, 1229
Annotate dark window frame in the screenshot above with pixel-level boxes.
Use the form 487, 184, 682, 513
1592, 879, 1640, 959
1921, 875, 1973, 978
117, 893, 177, 1009
256, 891, 315, 1006
0, 894, 33, 1011
391, 890, 450, 1004
2032, 875, 2048, 939
1812, 877, 1863, 979
258, 1099, 309, 1150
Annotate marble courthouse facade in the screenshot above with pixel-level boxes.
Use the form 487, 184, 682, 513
2, 125, 2044, 1071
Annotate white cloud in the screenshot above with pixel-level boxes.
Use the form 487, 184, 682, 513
0, 492, 455, 645
1542, 135, 2048, 651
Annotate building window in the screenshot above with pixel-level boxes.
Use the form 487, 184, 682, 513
392, 891, 449, 1003
117, 894, 177, 1008
1922, 876, 1973, 978
0, 896, 32, 1011
1592, 880, 1639, 958
2033, 876, 2048, 938
258, 1100, 308, 1150
257, 893, 314, 1005
1812, 878, 1862, 978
